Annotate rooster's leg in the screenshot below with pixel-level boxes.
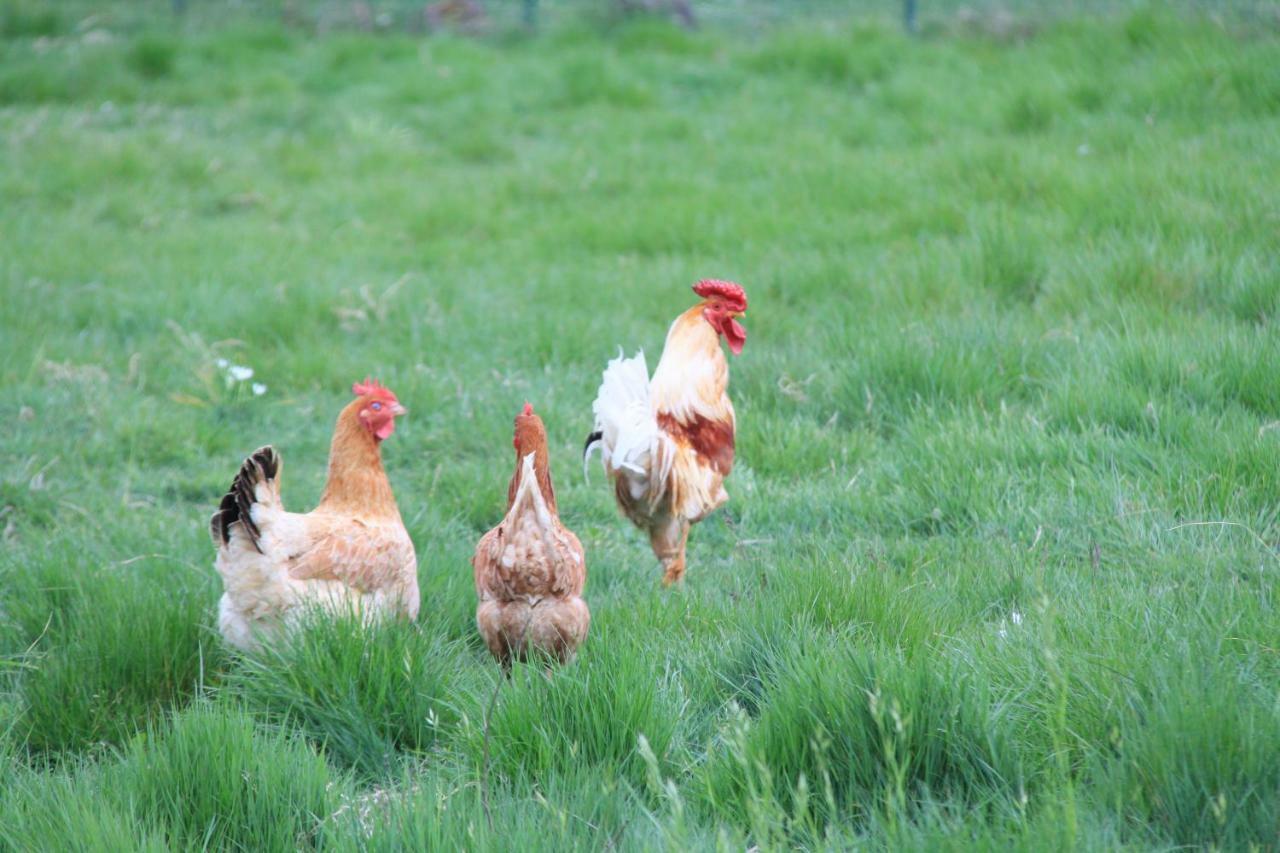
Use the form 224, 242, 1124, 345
650, 514, 690, 586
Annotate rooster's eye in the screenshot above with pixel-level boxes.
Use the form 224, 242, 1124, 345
371, 402, 383, 412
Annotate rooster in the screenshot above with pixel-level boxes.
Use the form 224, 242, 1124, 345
473, 403, 589, 669
585, 279, 747, 585
209, 378, 418, 651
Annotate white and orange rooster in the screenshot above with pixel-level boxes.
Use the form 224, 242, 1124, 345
585, 279, 747, 585
209, 378, 419, 651
473, 403, 589, 669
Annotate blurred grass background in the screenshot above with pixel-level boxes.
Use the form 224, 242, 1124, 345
1, 0, 1278, 849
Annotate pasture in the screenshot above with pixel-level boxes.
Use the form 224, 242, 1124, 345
1, 2, 1278, 848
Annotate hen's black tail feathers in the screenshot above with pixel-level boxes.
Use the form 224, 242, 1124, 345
210, 446, 279, 555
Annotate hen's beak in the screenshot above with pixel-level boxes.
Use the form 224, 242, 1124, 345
391, 402, 408, 417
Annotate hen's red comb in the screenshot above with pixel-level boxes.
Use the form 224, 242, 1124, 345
521, 402, 534, 416
352, 377, 398, 401
693, 279, 747, 311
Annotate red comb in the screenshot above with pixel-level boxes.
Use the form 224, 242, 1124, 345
352, 377, 398, 401
692, 279, 747, 311
521, 402, 534, 416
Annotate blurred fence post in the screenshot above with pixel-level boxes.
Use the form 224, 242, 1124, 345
904, 0, 917, 33
523, 0, 538, 28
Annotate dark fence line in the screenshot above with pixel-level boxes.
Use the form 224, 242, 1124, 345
11, 0, 1279, 38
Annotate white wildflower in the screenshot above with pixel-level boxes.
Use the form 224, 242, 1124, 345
215, 358, 229, 369
227, 365, 254, 382
251, 383, 267, 396
997, 609, 1024, 640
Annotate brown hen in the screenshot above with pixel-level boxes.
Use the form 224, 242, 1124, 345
473, 404, 589, 669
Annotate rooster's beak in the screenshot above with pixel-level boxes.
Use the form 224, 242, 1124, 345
391, 402, 408, 417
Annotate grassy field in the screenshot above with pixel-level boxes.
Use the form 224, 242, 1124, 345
1, 2, 1278, 849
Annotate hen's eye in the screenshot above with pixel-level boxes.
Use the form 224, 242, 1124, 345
371, 402, 383, 412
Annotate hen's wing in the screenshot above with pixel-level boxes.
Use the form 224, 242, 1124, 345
473, 524, 503, 598
287, 515, 415, 588
559, 527, 586, 595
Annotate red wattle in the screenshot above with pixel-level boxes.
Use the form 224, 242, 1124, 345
726, 318, 747, 355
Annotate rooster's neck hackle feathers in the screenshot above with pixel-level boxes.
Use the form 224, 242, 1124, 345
649, 305, 732, 424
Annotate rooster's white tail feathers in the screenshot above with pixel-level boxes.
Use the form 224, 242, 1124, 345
587, 349, 673, 504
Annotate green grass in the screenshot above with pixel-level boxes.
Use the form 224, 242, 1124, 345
1, 2, 1278, 849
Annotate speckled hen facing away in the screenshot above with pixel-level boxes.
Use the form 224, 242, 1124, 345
585, 279, 747, 585
473, 404, 589, 669
209, 379, 418, 651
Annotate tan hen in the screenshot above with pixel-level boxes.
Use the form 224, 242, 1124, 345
209, 379, 418, 651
